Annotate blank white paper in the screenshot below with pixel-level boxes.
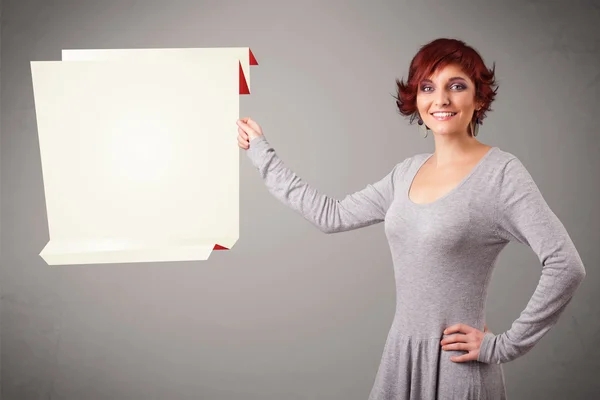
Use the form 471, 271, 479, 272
61, 47, 256, 93
31, 50, 249, 265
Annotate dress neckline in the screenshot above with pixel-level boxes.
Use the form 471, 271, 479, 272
406, 147, 498, 207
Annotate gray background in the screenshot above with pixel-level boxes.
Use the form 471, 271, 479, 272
1, 0, 599, 399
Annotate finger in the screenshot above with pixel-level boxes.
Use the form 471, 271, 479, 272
442, 342, 474, 351
449, 352, 476, 363
245, 118, 260, 131
444, 324, 471, 335
237, 134, 248, 145
237, 137, 249, 148
238, 127, 248, 140
237, 130, 247, 141
441, 333, 469, 345
239, 117, 259, 133
237, 120, 256, 137
484, 323, 489, 332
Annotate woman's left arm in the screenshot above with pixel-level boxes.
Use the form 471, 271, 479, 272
477, 157, 586, 364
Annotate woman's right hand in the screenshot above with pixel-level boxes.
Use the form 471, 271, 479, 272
237, 117, 264, 150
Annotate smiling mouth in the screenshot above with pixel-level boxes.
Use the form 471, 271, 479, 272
431, 112, 457, 120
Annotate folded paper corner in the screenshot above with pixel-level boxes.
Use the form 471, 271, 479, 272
239, 61, 250, 95
249, 48, 258, 66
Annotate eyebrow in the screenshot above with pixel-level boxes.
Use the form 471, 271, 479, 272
421, 77, 467, 83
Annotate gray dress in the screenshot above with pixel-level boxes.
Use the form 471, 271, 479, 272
245, 135, 585, 399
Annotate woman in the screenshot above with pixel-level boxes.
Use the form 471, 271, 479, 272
236, 38, 586, 399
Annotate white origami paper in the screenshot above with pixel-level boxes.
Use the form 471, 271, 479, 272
31, 48, 258, 265
61, 48, 257, 93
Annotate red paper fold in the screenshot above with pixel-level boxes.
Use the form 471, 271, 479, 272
239, 62, 250, 95
249, 48, 258, 65
239, 48, 258, 95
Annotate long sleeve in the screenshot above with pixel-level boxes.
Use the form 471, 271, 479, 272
477, 157, 586, 364
245, 135, 406, 233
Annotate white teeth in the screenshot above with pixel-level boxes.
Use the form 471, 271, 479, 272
432, 112, 456, 117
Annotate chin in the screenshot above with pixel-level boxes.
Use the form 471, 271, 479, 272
428, 123, 465, 136
429, 126, 454, 135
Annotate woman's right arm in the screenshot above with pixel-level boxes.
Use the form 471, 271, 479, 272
239, 120, 406, 233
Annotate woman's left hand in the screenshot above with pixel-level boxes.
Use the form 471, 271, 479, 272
440, 323, 491, 362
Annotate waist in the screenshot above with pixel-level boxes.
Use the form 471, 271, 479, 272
390, 304, 486, 339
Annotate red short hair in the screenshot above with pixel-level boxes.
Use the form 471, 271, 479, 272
395, 38, 498, 125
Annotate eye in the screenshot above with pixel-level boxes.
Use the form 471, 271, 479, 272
451, 83, 466, 90
420, 86, 433, 92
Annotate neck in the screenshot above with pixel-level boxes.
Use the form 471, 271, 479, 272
429, 132, 484, 167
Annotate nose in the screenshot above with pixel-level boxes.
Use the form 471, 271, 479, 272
434, 88, 450, 106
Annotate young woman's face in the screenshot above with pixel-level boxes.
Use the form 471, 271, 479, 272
416, 64, 480, 136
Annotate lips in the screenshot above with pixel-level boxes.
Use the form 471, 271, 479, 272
431, 112, 457, 116
431, 112, 457, 121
